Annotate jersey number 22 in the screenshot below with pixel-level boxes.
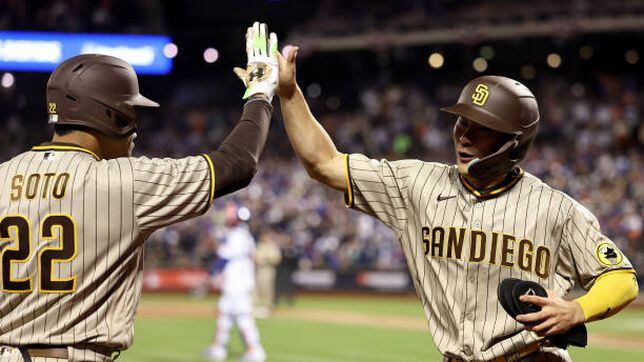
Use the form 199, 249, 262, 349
1, 214, 76, 294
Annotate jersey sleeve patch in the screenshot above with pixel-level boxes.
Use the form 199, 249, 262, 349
595, 242, 624, 266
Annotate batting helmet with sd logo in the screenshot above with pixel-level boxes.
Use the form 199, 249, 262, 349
441, 75, 540, 180
46, 54, 159, 137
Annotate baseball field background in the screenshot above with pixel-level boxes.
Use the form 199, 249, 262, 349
122, 293, 644, 361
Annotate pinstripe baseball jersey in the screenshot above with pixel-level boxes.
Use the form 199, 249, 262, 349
0, 143, 215, 359
344, 153, 633, 361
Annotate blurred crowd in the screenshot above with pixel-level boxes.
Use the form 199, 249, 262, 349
0, 0, 162, 33
5, 0, 644, 40
136, 74, 643, 282
293, 0, 644, 37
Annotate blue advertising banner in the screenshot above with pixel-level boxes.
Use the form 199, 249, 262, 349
0, 31, 172, 74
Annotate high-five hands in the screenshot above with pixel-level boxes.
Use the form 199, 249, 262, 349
234, 22, 279, 102
276, 44, 299, 99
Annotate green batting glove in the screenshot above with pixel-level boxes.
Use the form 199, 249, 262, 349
233, 21, 279, 102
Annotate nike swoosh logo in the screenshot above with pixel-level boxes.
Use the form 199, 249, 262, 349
437, 194, 457, 202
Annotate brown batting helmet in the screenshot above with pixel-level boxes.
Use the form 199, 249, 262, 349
46, 54, 159, 137
441, 75, 539, 179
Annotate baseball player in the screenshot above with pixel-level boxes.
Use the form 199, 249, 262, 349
203, 202, 266, 362
0, 22, 278, 361
275, 44, 638, 361
254, 230, 282, 318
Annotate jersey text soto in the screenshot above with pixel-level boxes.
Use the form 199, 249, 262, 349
10, 173, 70, 200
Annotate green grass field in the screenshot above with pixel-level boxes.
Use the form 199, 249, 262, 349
121, 293, 644, 362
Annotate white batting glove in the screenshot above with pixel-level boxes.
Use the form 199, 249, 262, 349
234, 22, 278, 102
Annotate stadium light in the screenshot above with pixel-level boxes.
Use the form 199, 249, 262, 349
428, 52, 444, 69
520, 65, 536, 80
1, 72, 14, 88
163, 43, 178, 59
625, 50, 639, 64
203, 48, 219, 63
326, 96, 341, 110
579, 46, 593, 60
473, 57, 487, 72
480, 46, 495, 60
307, 83, 322, 98
546, 53, 561, 68
571, 83, 585, 98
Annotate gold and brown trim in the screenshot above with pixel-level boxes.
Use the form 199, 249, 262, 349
201, 154, 216, 209
343, 153, 354, 208
460, 167, 524, 199
595, 268, 636, 281
32, 145, 100, 161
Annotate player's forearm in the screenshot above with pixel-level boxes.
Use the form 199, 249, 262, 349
575, 269, 638, 322
209, 97, 272, 197
280, 86, 342, 182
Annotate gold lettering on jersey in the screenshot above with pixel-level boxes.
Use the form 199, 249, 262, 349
52, 173, 69, 199
446, 227, 466, 259
500, 234, 515, 268
25, 174, 40, 199
534, 246, 551, 278
431, 226, 445, 258
41, 173, 56, 198
9, 173, 69, 200
421, 226, 551, 279
489, 232, 499, 264
517, 239, 533, 273
421, 226, 430, 255
10, 175, 24, 201
471, 84, 490, 106
469, 230, 486, 262
48, 102, 57, 114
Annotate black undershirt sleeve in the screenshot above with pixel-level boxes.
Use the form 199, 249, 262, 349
209, 97, 272, 198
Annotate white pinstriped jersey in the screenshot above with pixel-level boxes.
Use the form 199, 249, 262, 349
0, 144, 214, 359
218, 225, 256, 293
344, 153, 633, 361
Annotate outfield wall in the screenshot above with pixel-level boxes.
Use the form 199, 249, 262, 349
142, 268, 644, 308
143, 268, 414, 293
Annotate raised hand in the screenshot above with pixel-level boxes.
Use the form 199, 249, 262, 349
234, 22, 279, 101
277, 45, 299, 99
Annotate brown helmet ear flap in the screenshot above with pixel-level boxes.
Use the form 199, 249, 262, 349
467, 136, 520, 180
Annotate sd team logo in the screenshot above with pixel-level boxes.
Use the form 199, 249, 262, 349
471, 84, 490, 106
